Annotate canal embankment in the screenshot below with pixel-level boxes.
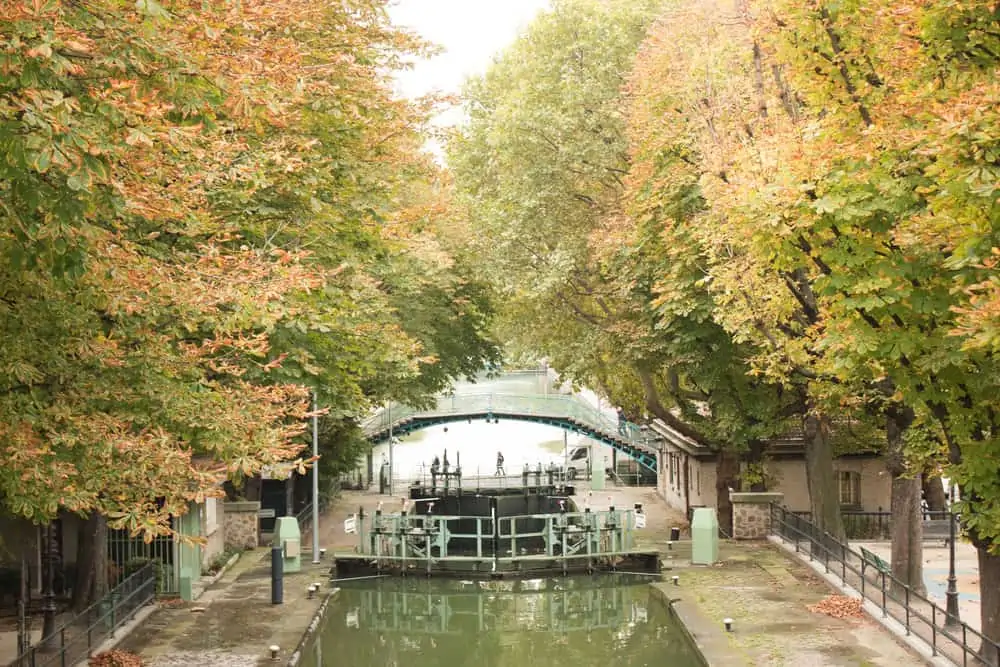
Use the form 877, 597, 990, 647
320, 487, 928, 665
660, 541, 929, 666
115, 551, 335, 666
107, 485, 931, 667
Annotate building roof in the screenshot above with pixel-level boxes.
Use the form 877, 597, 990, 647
648, 419, 880, 460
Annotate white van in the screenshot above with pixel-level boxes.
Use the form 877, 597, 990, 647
565, 445, 614, 480
565, 445, 590, 480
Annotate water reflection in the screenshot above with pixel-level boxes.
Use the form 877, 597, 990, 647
302, 575, 704, 667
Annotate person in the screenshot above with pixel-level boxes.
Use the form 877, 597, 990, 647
617, 407, 627, 435
495, 451, 506, 476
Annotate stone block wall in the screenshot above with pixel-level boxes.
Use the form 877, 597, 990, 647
730, 491, 784, 540
223, 501, 260, 551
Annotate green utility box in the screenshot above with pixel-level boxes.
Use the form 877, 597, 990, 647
177, 505, 202, 601
273, 516, 303, 573
691, 507, 719, 565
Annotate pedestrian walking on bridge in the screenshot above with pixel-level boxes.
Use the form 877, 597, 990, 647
495, 451, 506, 476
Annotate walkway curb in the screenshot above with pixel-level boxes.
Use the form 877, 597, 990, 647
285, 586, 339, 667
650, 583, 727, 666
768, 535, 955, 667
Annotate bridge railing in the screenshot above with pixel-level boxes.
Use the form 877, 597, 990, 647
362, 392, 655, 453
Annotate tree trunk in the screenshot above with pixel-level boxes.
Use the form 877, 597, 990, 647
71, 513, 108, 613
978, 547, 1000, 666
716, 449, 740, 538
745, 439, 767, 492
922, 474, 948, 512
803, 413, 846, 542
244, 476, 263, 502
885, 404, 925, 595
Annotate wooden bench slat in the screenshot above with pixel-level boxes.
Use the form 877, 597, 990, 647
859, 546, 891, 574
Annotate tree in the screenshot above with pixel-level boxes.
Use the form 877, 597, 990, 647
1, 0, 499, 609
619, 0, 862, 541
633, 0, 1000, 641
449, 0, 817, 532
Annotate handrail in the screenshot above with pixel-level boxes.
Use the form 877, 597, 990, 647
295, 502, 313, 529
11, 562, 156, 667
362, 392, 656, 452
770, 504, 999, 666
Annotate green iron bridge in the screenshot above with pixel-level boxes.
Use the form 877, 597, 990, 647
361, 370, 658, 473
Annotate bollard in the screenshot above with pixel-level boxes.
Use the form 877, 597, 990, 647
271, 546, 284, 605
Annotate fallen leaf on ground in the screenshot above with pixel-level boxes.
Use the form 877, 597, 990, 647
89, 649, 145, 667
807, 594, 864, 619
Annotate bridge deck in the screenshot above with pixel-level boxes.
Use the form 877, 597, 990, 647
363, 375, 660, 472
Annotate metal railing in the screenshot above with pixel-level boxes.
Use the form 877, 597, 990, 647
294, 502, 314, 533
790, 509, 958, 542
770, 505, 1000, 667
11, 562, 156, 667
353, 508, 641, 573
107, 525, 176, 595
362, 392, 658, 468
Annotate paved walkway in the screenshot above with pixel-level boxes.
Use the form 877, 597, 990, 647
853, 540, 981, 632
117, 550, 332, 666
671, 542, 923, 666
771, 535, 994, 665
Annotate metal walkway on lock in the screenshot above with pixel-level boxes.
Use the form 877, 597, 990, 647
361, 370, 658, 472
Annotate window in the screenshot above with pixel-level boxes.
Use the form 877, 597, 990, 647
838, 471, 862, 508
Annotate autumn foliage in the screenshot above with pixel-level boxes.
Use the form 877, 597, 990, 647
448, 0, 1000, 651
0, 0, 497, 537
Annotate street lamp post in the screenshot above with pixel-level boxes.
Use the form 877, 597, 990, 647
40, 524, 56, 649
311, 392, 320, 565
945, 509, 960, 627
387, 405, 394, 496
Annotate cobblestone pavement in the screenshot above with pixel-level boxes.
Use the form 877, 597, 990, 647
678, 542, 925, 666
779, 536, 993, 665
853, 539, 981, 632
117, 551, 333, 667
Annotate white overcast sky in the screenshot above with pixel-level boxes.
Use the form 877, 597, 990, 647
387, 0, 551, 153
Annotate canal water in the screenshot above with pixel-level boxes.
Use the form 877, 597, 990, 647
300, 575, 705, 667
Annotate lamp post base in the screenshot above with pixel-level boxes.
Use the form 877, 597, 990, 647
945, 587, 961, 627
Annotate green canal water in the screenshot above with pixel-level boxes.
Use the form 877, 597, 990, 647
300, 574, 705, 667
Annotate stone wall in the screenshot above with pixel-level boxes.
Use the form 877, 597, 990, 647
223, 501, 260, 551
730, 491, 784, 540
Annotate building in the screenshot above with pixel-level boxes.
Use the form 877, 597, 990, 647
0, 496, 232, 615
649, 419, 892, 523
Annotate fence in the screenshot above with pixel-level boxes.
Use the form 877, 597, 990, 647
10, 562, 156, 667
107, 524, 177, 595
791, 509, 957, 542
770, 505, 999, 667
352, 508, 642, 573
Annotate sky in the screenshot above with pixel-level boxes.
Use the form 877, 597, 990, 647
386, 0, 551, 154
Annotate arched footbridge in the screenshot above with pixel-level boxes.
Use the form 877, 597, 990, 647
361, 372, 658, 472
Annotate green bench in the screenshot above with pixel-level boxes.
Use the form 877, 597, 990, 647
859, 546, 891, 575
